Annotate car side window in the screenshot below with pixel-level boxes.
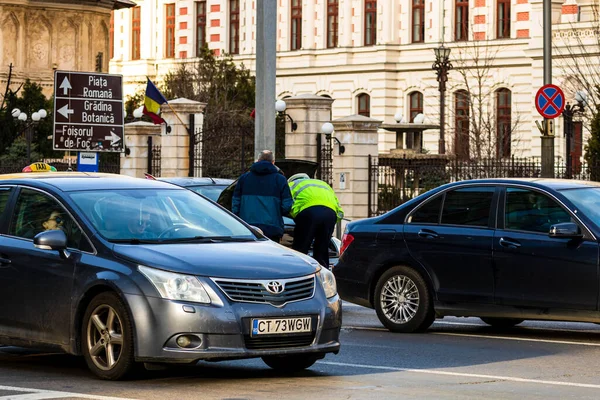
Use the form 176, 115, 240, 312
0, 187, 12, 213
408, 195, 443, 224
441, 186, 495, 227
505, 188, 572, 233
9, 188, 86, 250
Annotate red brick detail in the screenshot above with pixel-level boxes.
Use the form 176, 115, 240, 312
210, 34, 220, 42
179, 36, 187, 44
352, 24, 354, 32
180, 7, 187, 15
516, 0, 527, 3
314, 27, 317, 35
474, 32, 486, 40
179, 21, 187, 30
212, 48, 220, 56
179, 51, 187, 58
562, 5, 578, 14
210, 19, 220, 27
475, 0, 485, 6
517, 12, 529, 21
517, 29, 529, 38
210, 4, 220, 12
474, 15, 486, 24
352, 8, 355, 16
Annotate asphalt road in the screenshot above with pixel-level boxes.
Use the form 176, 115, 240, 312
2, 302, 600, 399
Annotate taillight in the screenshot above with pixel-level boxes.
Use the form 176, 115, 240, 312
340, 233, 354, 256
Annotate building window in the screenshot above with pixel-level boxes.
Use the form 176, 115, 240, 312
365, 0, 377, 46
408, 92, 423, 150
455, 90, 470, 160
497, 0, 511, 39
196, 1, 207, 54
131, 6, 141, 60
412, 0, 425, 43
291, 0, 302, 50
455, 0, 469, 41
109, 12, 114, 59
358, 94, 370, 117
229, 0, 240, 54
496, 88, 511, 158
327, 0, 339, 48
165, 4, 176, 58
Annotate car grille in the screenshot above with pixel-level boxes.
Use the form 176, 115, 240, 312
211, 275, 315, 306
244, 332, 316, 350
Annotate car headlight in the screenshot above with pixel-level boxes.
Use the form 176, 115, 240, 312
139, 265, 211, 304
317, 267, 337, 299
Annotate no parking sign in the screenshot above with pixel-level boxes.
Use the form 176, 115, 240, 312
535, 84, 565, 119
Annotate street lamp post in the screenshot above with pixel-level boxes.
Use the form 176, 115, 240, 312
12, 108, 48, 164
432, 45, 452, 155
562, 90, 587, 179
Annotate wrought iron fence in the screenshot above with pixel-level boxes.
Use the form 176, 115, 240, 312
147, 136, 161, 177
316, 133, 333, 186
368, 155, 600, 217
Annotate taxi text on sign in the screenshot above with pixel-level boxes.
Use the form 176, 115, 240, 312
53, 71, 124, 153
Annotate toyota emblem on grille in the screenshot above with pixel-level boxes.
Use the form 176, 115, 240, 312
266, 281, 284, 294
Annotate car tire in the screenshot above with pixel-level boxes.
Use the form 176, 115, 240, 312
81, 292, 137, 380
480, 317, 524, 328
262, 354, 321, 372
374, 266, 434, 333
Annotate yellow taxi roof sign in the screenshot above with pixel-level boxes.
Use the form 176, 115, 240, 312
22, 163, 57, 173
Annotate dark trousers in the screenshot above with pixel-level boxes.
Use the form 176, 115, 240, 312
292, 206, 337, 268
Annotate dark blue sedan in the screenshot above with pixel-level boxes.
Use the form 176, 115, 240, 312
0, 172, 341, 379
334, 179, 600, 333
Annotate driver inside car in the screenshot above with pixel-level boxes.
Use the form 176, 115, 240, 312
126, 211, 155, 239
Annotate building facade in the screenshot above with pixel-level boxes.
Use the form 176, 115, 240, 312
110, 0, 598, 161
0, 0, 134, 96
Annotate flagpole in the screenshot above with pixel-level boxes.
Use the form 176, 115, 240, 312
164, 102, 190, 133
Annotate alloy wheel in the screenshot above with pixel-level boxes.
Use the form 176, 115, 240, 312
380, 275, 420, 324
86, 304, 124, 371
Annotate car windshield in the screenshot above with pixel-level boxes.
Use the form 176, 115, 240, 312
560, 187, 600, 227
69, 188, 255, 243
189, 185, 228, 201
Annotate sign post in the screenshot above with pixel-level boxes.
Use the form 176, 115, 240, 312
53, 71, 124, 153
535, 84, 565, 178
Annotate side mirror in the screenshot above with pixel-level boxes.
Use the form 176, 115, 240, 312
250, 225, 264, 236
549, 222, 583, 239
34, 230, 70, 258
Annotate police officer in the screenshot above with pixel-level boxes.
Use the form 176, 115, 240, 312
288, 173, 344, 268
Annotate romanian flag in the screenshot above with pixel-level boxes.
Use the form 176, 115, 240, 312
143, 78, 168, 125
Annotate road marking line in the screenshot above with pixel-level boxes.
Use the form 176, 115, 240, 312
318, 361, 600, 389
0, 385, 133, 400
343, 326, 600, 346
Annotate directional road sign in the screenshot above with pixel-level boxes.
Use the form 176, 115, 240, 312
535, 84, 565, 119
53, 70, 124, 152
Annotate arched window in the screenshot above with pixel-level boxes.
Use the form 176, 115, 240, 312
496, 88, 512, 158
357, 94, 370, 117
455, 90, 470, 160
407, 92, 423, 150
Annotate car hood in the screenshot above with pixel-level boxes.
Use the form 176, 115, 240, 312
112, 240, 319, 279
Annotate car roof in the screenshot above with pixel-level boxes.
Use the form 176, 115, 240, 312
449, 178, 600, 191
0, 172, 184, 192
159, 177, 234, 186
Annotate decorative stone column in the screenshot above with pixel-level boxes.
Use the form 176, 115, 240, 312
331, 115, 381, 224
283, 94, 334, 161
120, 121, 161, 178
160, 98, 206, 177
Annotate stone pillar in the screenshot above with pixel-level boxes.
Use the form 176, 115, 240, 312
120, 122, 161, 178
160, 98, 206, 178
331, 115, 381, 224
284, 94, 334, 161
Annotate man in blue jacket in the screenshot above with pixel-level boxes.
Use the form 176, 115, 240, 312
232, 150, 293, 243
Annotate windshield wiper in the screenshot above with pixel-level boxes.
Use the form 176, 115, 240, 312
158, 236, 256, 243
108, 239, 162, 244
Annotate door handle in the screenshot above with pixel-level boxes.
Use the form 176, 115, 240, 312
418, 230, 439, 239
0, 257, 11, 265
499, 238, 521, 249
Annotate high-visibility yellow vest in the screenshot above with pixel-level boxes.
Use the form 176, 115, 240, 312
289, 179, 344, 221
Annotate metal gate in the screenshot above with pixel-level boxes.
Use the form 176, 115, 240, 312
147, 136, 161, 177
189, 113, 255, 179
316, 133, 333, 186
